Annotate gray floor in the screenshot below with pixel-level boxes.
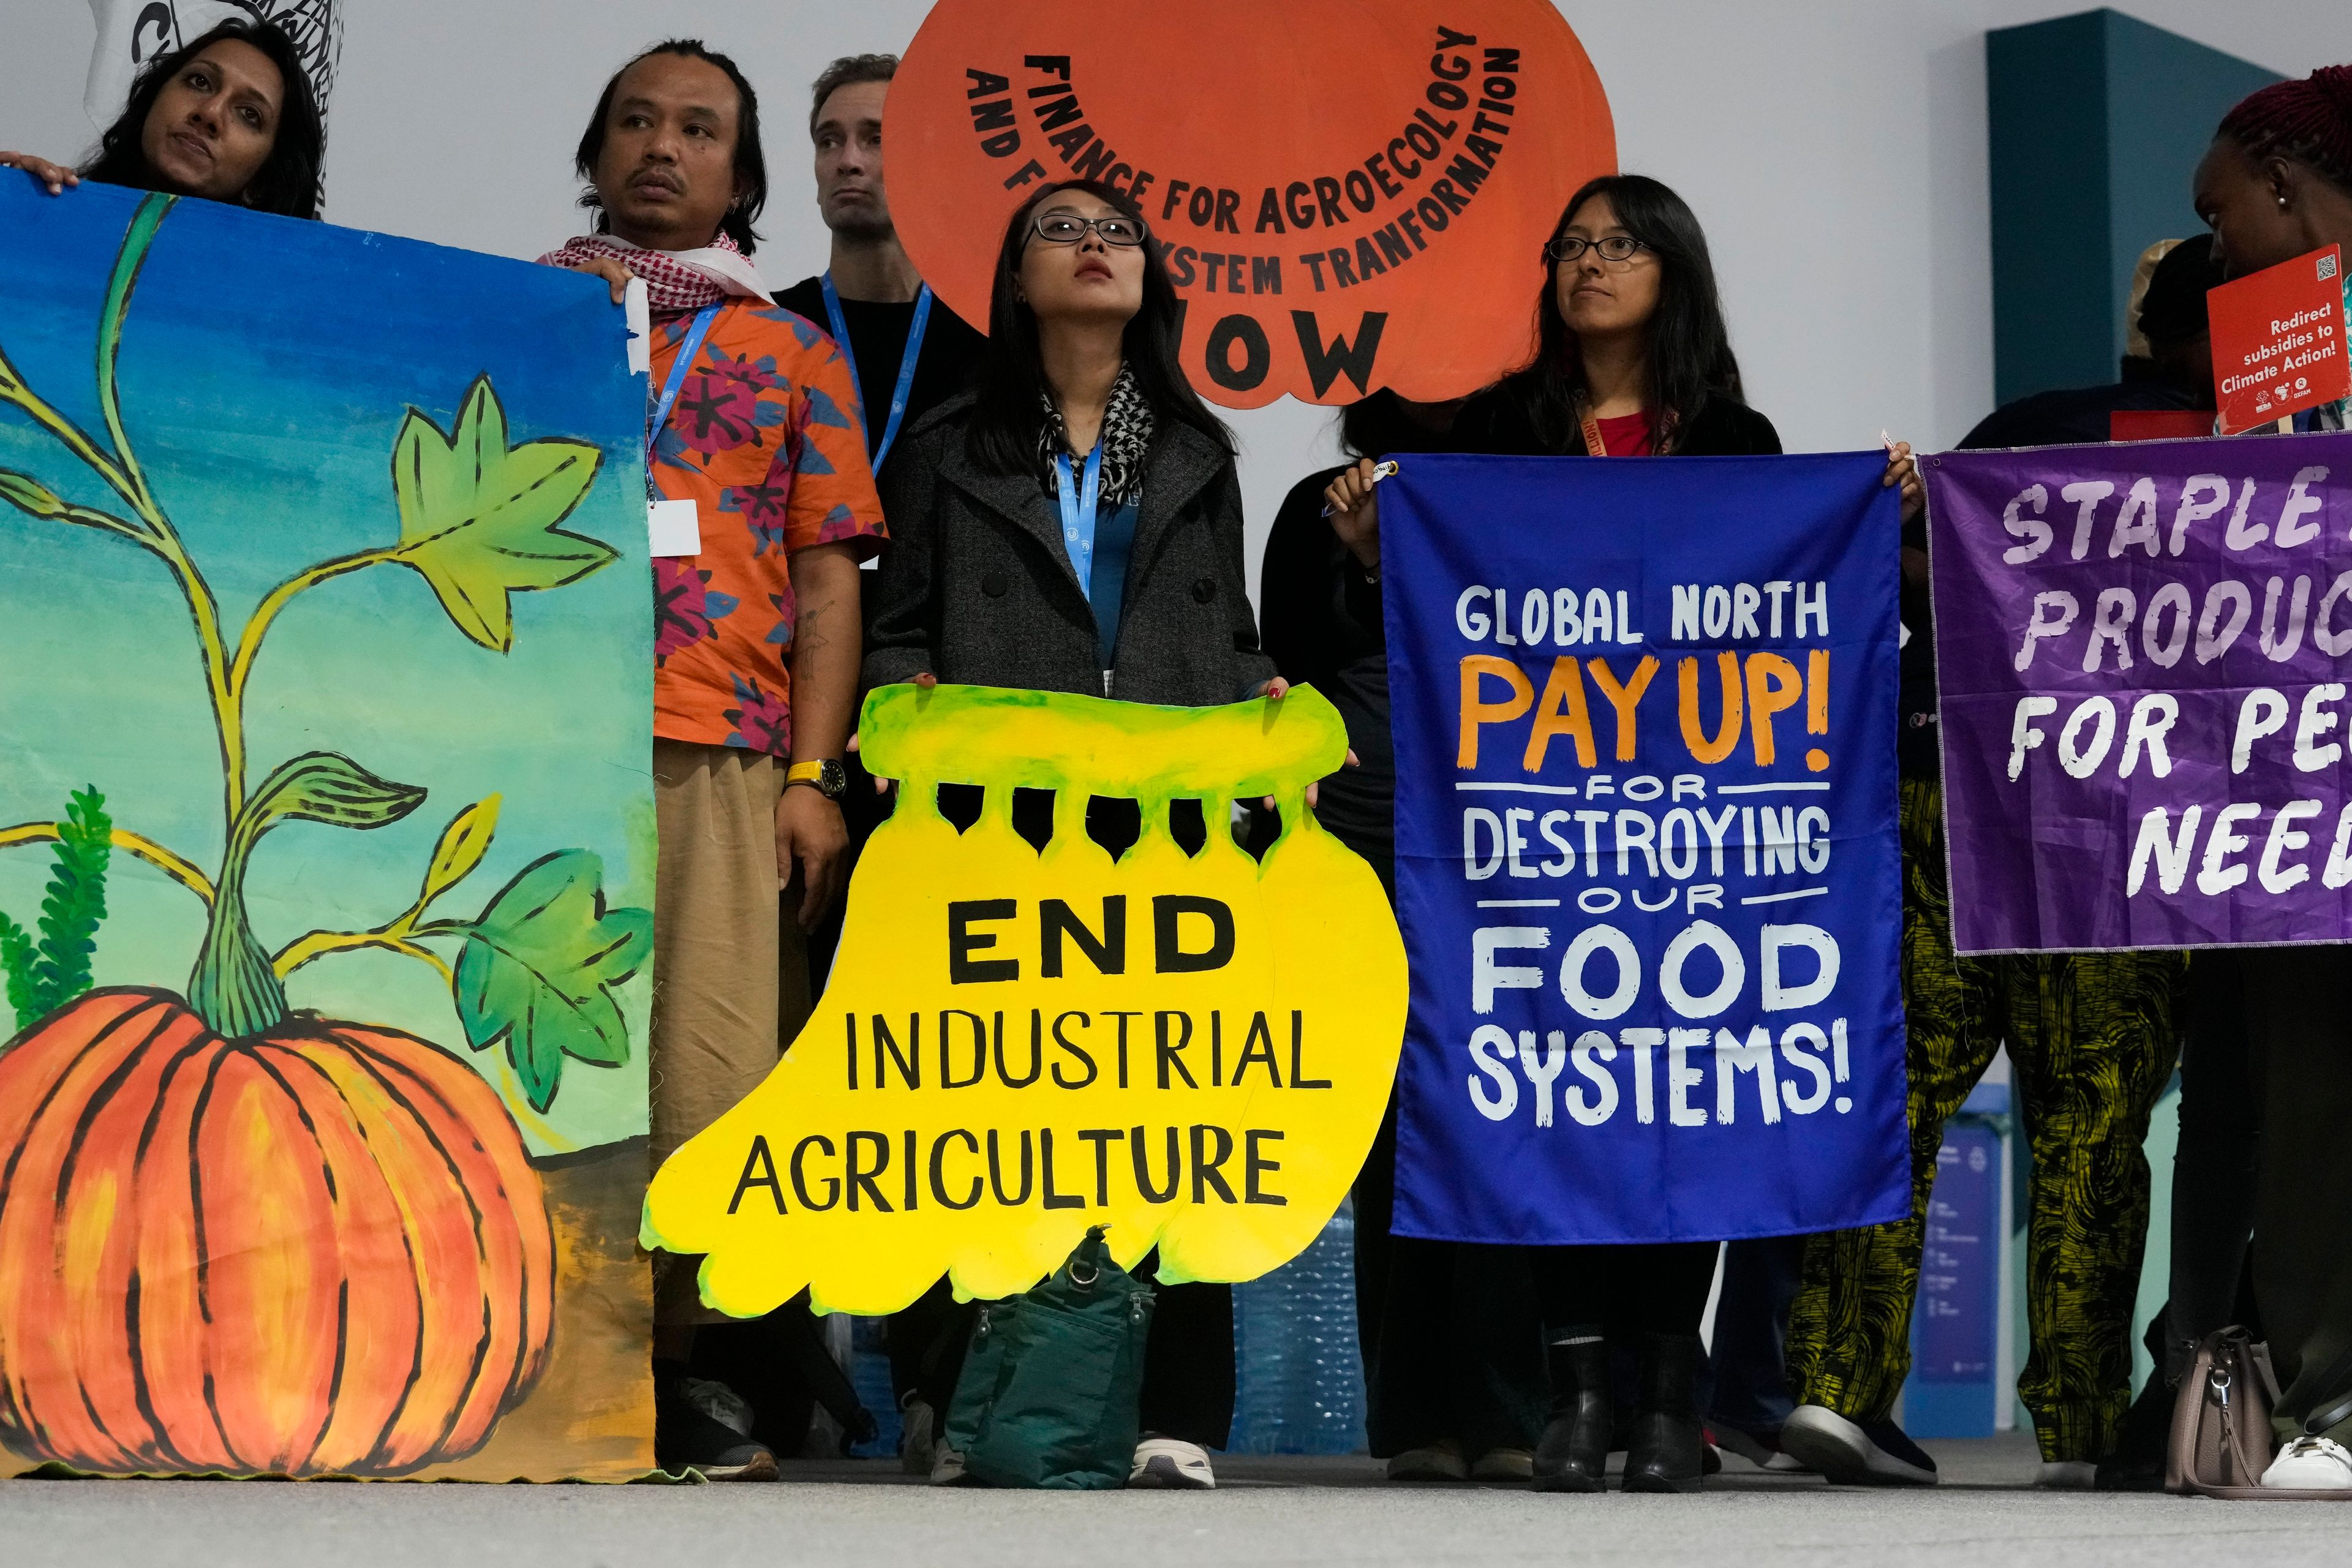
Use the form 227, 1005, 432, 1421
6, 1434, 2350, 1567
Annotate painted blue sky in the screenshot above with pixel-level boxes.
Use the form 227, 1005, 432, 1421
0, 179, 653, 1151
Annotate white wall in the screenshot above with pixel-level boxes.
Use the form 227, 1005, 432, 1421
9, 1, 2352, 591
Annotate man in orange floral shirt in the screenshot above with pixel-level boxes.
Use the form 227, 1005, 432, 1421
544, 39, 884, 1479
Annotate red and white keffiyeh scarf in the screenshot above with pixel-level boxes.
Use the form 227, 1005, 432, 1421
535, 230, 772, 317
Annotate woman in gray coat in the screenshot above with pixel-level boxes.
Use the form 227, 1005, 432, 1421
864, 177, 1275, 707
861, 177, 1284, 1491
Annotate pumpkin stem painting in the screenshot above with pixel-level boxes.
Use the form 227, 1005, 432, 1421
0, 188, 658, 1478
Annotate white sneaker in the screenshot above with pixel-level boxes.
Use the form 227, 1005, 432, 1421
900, 1398, 936, 1477
1710, 1425, 1810, 1473
2261, 1435, 2352, 1489
1387, 1439, 1468, 1482
1469, 1446, 1534, 1482
928, 1443, 967, 1485
1128, 1434, 1217, 1489
1778, 1404, 1939, 1487
2035, 1460, 2097, 1489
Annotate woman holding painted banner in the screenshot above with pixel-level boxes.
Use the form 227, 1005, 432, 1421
1324, 173, 1921, 1493
2155, 64, 2352, 1493
1, 18, 322, 219
863, 176, 1279, 1490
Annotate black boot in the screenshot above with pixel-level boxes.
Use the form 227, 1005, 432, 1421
1622, 1333, 1706, 1493
1533, 1338, 1610, 1493
2097, 1305, 2193, 1491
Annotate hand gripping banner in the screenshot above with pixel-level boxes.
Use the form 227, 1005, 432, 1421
644, 684, 1408, 1316
1380, 453, 1910, 1245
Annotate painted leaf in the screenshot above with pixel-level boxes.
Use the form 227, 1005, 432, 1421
30, 786, 110, 1019
241, 752, 428, 842
420, 794, 501, 907
0, 910, 37, 1031
452, 850, 651, 1113
390, 375, 613, 652
0, 470, 69, 520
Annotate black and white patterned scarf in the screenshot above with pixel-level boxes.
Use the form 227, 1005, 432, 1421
1039, 366, 1154, 505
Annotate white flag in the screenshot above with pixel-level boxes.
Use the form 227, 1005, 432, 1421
84, 1, 341, 140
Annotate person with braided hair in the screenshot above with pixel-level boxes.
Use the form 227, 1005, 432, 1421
2196, 64, 2352, 341
2176, 65, 2352, 1493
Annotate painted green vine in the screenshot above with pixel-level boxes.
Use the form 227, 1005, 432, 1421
0, 194, 650, 1117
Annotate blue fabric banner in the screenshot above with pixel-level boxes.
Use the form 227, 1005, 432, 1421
1381, 452, 1911, 1244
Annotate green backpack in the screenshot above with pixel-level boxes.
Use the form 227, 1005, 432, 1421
944, 1226, 1156, 1489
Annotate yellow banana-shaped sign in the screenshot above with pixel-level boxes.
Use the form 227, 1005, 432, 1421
644, 682, 1407, 1316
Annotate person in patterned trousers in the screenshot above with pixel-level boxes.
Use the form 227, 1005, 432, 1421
1778, 777, 2184, 1487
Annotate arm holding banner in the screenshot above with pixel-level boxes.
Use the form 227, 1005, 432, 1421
1884, 439, 1924, 521
1323, 457, 1384, 568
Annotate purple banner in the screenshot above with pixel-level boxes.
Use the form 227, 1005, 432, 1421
1928, 431, 2352, 952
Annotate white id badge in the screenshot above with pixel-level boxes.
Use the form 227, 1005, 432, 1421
647, 498, 702, 557
623, 278, 651, 375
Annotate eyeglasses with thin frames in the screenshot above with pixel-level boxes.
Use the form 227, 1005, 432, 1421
1544, 234, 1648, 263
1031, 212, 1150, 247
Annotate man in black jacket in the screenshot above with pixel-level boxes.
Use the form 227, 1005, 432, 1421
771, 55, 992, 1476
774, 54, 986, 484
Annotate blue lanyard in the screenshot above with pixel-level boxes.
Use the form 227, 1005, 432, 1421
646, 303, 723, 488
821, 273, 932, 470
1055, 442, 1106, 598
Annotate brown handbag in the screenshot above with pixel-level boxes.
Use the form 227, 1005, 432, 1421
2166, 1327, 2280, 1495
2165, 1326, 2352, 1499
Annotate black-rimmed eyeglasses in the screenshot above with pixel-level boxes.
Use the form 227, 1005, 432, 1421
1032, 212, 1150, 247
1545, 234, 1648, 263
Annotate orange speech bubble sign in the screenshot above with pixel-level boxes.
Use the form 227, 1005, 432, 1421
889, 0, 1615, 409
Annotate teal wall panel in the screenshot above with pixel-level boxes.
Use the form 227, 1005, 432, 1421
1988, 12, 2113, 408
1988, 10, 2277, 407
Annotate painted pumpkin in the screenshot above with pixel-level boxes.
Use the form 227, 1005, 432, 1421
0, 987, 555, 1476
889, 0, 1615, 407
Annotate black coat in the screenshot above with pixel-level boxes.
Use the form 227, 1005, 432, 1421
864, 393, 1275, 705
1258, 466, 1395, 873
1452, 377, 1784, 458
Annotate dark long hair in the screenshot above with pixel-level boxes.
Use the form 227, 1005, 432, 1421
81, 19, 323, 219
574, 39, 767, 254
1508, 173, 1743, 453
1338, 390, 1458, 459
964, 178, 1234, 475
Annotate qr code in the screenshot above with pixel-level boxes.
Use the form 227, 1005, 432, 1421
2323, 253, 2340, 282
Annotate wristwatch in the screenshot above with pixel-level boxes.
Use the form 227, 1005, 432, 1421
785, 759, 848, 801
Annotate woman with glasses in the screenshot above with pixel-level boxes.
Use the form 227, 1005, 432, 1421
1456, 174, 1783, 461
1324, 173, 1921, 1494
864, 177, 1278, 1490
868, 176, 1271, 709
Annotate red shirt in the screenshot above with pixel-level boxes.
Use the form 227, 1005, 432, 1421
1594, 409, 1658, 457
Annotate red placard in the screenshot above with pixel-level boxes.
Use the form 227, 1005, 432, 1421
2108, 409, 2211, 443
2207, 244, 2349, 434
